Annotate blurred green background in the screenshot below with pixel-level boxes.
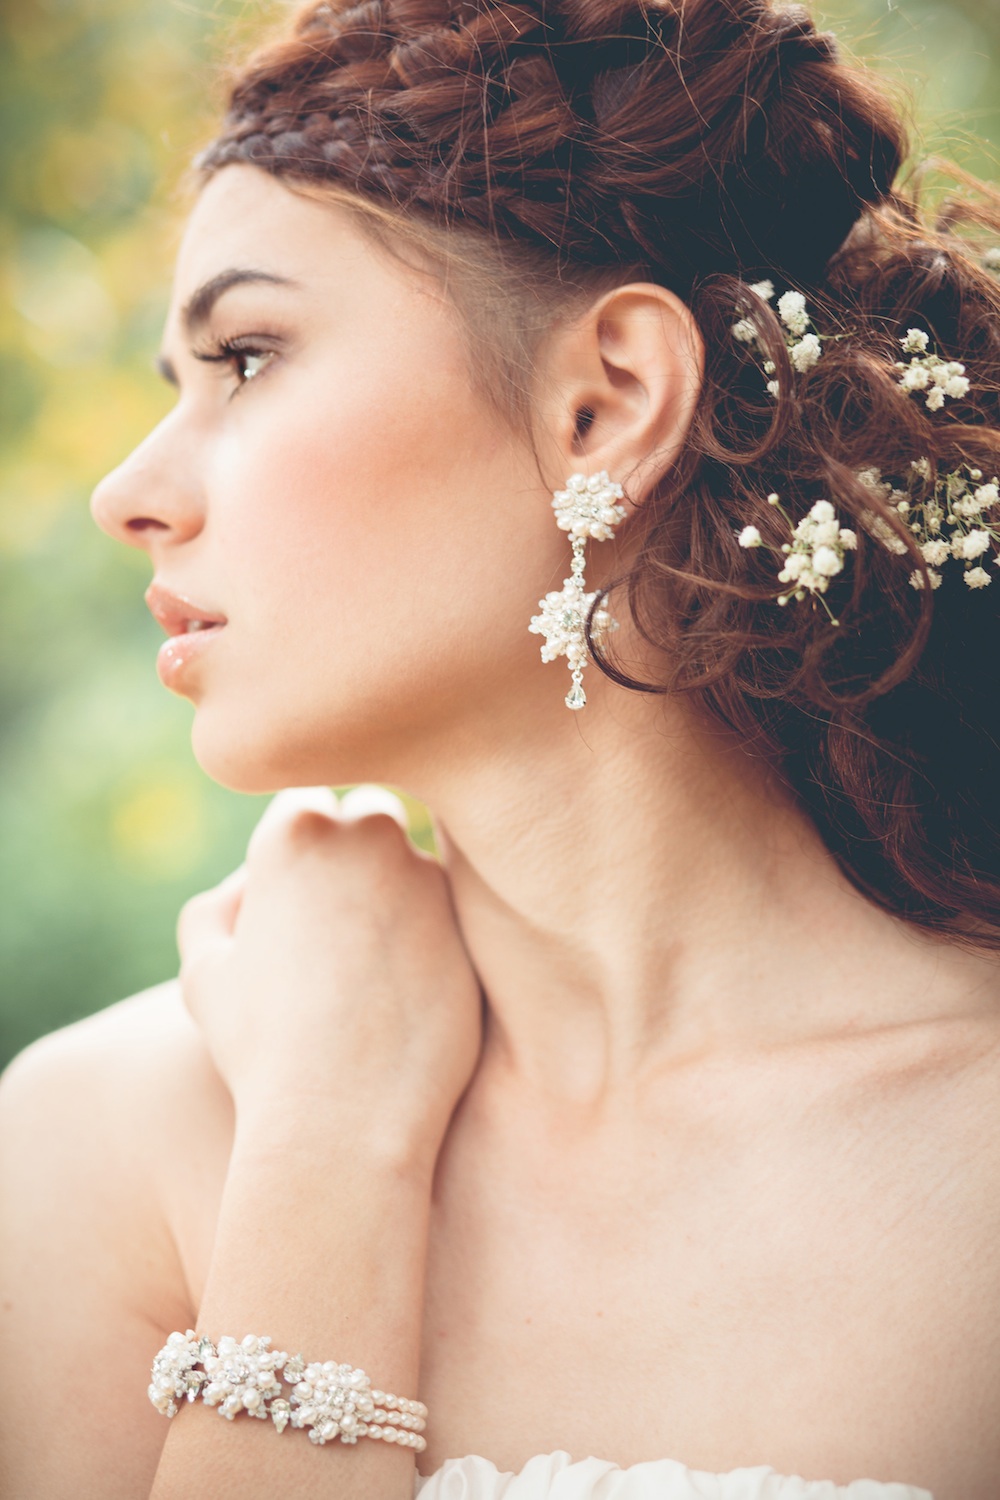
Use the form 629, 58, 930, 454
1, 0, 998, 1071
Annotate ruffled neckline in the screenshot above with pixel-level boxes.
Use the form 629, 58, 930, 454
412, 1447, 934, 1499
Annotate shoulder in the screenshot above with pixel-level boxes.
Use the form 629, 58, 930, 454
0, 981, 233, 1498
1, 975, 217, 1111
0, 974, 234, 1294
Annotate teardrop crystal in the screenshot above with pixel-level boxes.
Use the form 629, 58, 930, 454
565, 683, 587, 710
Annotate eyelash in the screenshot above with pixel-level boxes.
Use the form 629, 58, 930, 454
191, 335, 278, 394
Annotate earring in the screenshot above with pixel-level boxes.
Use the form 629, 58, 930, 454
528, 471, 627, 710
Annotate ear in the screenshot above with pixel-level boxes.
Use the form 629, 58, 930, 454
534, 282, 704, 501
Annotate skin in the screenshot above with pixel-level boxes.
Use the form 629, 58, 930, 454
2, 162, 1000, 1499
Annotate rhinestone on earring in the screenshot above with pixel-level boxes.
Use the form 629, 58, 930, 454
528, 471, 626, 710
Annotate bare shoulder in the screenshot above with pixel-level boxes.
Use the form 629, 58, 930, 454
1, 976, 217, 1107
0, 980, 233, 1500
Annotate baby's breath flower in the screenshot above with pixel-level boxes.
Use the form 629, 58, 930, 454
921, 539, 950, 566
964, 565, 992, 588
738, 525, 762, 548
790, 334, 822, 373
863, 512, 910, 556
731, 279, 825, 397
896, 331, 971, 411
777, 291, 810, 337
812, 545, 843, 577
961, 529, 991, 559
911, 457, 932, 480
910, 569, 943, 590
984, 248, 1000, 272
901, 328, 930, 355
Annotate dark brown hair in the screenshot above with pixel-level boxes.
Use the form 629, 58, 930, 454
192, 0, 1000, 948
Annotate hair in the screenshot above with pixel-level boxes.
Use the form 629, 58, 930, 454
190, 0, 1000, 949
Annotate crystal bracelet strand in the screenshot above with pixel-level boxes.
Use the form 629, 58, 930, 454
149, 1332, 428, 1451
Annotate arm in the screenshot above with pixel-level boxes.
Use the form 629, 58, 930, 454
146, 791, 482, 1500
0, 984, 208, 1500
149, 1118, 433, 1500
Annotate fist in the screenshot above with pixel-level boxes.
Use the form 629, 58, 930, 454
176, 787, 483, 1161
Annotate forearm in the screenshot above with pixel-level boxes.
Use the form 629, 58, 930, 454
149, 1116, 434, 1500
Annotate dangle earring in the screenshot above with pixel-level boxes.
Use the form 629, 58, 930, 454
528, 471, 627, 710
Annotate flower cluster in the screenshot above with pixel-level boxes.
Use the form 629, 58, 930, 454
732, 280, 824, 395
984, 248, 1000, 273
739, 495, 856, 624
895, 329, 971, 412
857, 461, 1000, 591
731, 276, 1000, 623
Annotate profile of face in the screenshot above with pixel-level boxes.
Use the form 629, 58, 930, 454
91, 164, 704, 797
89, 165, 588, 794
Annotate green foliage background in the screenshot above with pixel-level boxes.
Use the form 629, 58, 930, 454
1, 0, 998, 1070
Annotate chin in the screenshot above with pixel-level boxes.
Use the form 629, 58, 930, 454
188, 703, 390, 796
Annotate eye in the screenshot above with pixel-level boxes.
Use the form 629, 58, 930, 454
191, 336, 278, 393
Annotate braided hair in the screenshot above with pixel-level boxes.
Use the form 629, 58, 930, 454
191, 0, 1000, 948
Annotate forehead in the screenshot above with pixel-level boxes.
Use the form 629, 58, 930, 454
167, 163, 375, 321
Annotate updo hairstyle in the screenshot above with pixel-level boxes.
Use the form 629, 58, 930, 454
191, 0, 1000, 948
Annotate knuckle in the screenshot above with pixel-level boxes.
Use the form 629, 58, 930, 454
247, 805, 338, 864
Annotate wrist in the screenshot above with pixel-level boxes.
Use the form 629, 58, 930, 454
231, 1093, 443, 1185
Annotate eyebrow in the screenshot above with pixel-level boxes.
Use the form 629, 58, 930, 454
154, 268, 300, 386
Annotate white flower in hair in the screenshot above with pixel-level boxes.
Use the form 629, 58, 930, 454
777, 291, 810, 338
790, 333, 822, 373
984, 248, 1000, 272
964, 566, 992, 588
896, 330, 971, 411
731, 279, 827, 397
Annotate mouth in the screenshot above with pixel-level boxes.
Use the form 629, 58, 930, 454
174, 619, 226, 637
145, 581, 228, 638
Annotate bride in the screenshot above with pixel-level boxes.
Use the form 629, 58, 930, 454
2, 0, 1000, 1496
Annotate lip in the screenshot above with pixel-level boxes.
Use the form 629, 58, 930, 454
145, 581, 228, 691
145, 581, 228, 637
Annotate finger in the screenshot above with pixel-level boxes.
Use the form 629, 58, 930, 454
338, 783, 409, 831
246, 785, 341, 860
176, 866, 246, 960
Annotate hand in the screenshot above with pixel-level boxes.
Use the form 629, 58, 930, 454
176, 786, 484, 1165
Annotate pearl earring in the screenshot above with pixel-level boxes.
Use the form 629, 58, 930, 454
528, 471, 626, 710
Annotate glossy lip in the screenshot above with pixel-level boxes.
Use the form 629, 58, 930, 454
145, 581, 229, 693
145, 580, 228, 636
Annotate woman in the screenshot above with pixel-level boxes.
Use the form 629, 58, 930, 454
2, 0, 999, 1495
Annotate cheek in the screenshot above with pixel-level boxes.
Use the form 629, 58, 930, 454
203, 332, 544, 704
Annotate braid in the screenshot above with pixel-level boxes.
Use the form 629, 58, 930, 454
195, 0, 902, 287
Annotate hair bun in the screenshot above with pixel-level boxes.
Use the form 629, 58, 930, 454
767, 4, 839, 63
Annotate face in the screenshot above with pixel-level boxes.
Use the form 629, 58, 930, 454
90, 164, 565, 794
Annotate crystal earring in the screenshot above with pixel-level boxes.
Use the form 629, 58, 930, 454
528, 471, 627, 710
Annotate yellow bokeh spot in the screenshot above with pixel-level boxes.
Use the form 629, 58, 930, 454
111, 775, 207, 879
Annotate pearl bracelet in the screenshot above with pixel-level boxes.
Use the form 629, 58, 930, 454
148, 1331, 428, 1451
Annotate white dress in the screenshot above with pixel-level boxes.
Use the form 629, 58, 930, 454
413, 1449, 934, 1499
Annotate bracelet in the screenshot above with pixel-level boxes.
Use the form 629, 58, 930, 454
148, 1331, 428, 1451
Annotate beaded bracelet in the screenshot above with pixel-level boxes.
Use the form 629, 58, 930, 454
148, 1331, 428, 1451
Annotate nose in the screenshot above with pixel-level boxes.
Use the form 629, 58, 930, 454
89, 417, 205, 553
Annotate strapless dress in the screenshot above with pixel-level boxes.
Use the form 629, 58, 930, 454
413, 1449, 934, 1498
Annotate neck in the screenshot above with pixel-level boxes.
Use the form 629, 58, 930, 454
404, 682, 997, 1110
